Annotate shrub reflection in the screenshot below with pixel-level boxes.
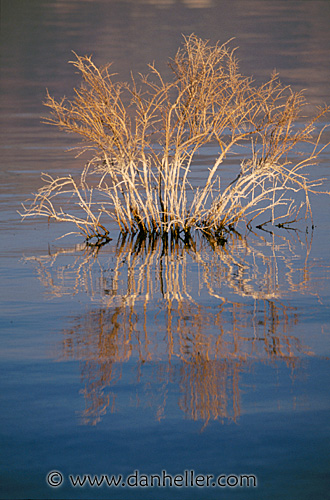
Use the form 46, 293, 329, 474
27, 230, 315, 425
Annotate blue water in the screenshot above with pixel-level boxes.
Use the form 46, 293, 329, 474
1, 1, 330, 499
1, 356, 329, 499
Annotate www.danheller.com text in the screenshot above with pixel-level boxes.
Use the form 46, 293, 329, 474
46, 470, 258, 488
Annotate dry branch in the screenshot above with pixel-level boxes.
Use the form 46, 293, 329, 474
21, 34, 329, 241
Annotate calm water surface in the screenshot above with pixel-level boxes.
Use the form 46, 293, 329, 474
1, 1, 330, 499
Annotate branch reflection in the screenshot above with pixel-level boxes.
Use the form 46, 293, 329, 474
26, 230, 316, 425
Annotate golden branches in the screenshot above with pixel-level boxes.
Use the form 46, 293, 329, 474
21, 34, 329, 240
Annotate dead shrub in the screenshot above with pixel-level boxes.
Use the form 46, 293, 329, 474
21, 34, 329, 242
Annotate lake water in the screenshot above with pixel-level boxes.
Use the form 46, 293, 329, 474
1, 1, 330, 499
